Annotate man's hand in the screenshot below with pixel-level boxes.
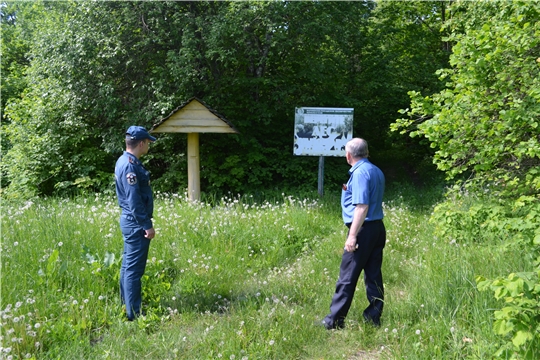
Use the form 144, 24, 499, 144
144, 227, 156, 240
344, 204, 368, 252
344, 234, 358, 252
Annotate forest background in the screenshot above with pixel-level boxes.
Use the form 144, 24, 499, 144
1, 0, 452, 197
1, 0, 539, 358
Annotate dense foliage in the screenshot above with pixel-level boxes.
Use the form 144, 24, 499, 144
393, 0, 540, 198
393, 1, 540, 357
1, 0, 449, 198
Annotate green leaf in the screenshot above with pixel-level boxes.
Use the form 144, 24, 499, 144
46, 249, 59, 276
103, 251, 116, 267
493, 319, 513, 335
512, 330, 533, 347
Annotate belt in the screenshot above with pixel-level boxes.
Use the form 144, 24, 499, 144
121, 214, 136, 221
345, 219, 382, 228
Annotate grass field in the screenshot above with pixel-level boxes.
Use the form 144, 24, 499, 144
1, 183, 530, 359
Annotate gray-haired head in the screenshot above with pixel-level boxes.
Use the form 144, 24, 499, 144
345, 138, 369, 159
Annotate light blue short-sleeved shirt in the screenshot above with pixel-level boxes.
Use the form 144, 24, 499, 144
341, 158, 385, 224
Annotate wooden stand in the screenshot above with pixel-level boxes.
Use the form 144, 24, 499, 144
150, 98, 239, 202
187, 133, 200, 202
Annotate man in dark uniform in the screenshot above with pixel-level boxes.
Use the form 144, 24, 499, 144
115, 126, 156, 321
321, 138, 386, 329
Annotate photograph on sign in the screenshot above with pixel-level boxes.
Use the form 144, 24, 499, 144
293, 107, 353, 157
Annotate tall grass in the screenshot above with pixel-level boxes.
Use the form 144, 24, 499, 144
1, 185, 530, 359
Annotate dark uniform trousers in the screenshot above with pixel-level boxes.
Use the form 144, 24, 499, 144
325, 219, 386, 328
119, 214, 151, 320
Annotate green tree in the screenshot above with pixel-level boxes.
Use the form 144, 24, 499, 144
364, 0, 451, 176
2, 0, 450, 198
197, 1, 376, 192
2, 1, 190, 197
3, 1, 375, 196
1, 2, 32, 113
393, 1, 540, 356
1, 2, 41, 191
393, 0, 540, 197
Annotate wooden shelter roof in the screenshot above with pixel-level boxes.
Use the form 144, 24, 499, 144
151, 97, 239, 134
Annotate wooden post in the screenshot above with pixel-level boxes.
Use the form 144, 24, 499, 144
318, 156, 324, 197
187, 133, 200, 201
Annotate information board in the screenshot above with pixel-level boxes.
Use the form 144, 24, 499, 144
293, 107, 353, 157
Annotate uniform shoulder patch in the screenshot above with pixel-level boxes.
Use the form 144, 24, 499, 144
126, 172, 137, 185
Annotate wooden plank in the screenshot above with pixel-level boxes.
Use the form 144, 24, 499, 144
168, 109, 220, 121
184, 100, 208, 110
152, 125, 237, 133
152, 98, 238, 134
164, 118, 228, 127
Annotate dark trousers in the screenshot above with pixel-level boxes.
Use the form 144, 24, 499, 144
325, 220, 386, 327
119, 215, 151, 320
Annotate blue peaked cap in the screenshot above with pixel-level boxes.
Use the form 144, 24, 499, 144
125, 126, 156, 141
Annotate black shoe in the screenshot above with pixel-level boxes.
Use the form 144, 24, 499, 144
316, 318, 344, 330
363, 315, 381, 327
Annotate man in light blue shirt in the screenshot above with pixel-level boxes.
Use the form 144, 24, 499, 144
321, 138, 386, 329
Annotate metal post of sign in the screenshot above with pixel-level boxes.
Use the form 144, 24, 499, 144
318, 156, 324, 197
